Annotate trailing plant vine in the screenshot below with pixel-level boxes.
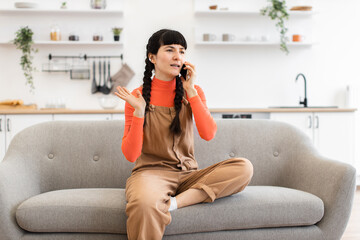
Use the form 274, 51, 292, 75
13, 26, 38, 92
261, 0, 290, 54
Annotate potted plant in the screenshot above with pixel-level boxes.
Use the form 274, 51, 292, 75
13, 26, 38, 92
112, 27, 123, 41
260, 0, 290, 54
60, 2, 67, 9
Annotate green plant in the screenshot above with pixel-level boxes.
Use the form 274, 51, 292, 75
261, 0, 290, 54
13, 26, 38, 92
112, 27, 123, 36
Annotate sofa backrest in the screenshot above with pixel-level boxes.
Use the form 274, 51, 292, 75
4, 119, 315, 192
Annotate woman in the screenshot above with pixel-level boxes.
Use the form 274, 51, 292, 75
115, 29, 253, 240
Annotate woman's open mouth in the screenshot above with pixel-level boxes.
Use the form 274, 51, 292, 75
170, 64, 180, 69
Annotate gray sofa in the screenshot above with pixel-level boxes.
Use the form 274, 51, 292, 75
0, 119, 356, 240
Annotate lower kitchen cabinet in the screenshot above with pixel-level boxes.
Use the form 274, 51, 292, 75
1, 111, 355, 166
0, 113, 118, 161
112, 113, 125, 120
0, 114, 53, 162
0, 115, 5, 162
53, 114, 111, 121
270, 112, 355, 167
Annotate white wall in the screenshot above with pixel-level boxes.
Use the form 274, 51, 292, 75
0, 0, 359, 110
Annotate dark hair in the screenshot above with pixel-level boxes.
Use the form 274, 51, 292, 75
143, 29, 187, 135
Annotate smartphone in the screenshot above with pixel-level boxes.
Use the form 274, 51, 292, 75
180, 64, 187, 80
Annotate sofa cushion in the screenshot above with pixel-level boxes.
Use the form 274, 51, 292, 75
16, 188, 127, 234
16, 186, 324, 235
165, 186, 324, 235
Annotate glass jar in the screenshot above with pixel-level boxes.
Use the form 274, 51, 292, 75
93, 33, 103, 41
91, 0, 106, 9
50, 25, 61, 41
68, 32, 79, 41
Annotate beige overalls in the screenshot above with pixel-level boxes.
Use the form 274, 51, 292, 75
125, 98, 253, 240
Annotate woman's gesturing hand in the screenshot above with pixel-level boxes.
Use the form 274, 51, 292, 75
181, 61, 198, 98
115, 86, 146, 117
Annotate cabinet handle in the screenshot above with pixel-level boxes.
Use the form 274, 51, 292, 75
0, 118, 2, 132
7, 118, 11, 132
315, 115, 319, 129
308, 115, 312, 128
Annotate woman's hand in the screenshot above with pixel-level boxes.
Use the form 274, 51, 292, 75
115, 86, 146, 117
181, 61, 198, 98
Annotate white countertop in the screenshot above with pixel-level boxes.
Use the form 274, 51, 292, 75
0, 108, 356, 114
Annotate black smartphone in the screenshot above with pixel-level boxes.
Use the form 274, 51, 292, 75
180, 64, 187, 80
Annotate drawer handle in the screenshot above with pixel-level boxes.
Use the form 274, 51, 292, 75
315, 116, 319, 129
7, 119, 11, 132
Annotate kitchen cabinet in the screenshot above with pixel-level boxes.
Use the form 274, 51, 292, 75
0, 114, 53, 162
0, 113, 118, 161
0, 115, 5, 161
53, 114, 111, 121
112, 113, 125, 120
270, 112, 355, 166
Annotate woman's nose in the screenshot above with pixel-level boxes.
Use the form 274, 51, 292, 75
173, 51, 181, 59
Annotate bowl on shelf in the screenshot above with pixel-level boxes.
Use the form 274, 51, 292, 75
14, 2, 38, 8
209, 5, 217, 10
290, 6, 313, 11
98, 95, 119, 109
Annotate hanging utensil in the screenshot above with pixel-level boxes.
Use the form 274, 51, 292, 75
99, 58, 102, 88
99, 58, 110, 94
107, 57, 112, 89
91, 60, 98, 94
103, 58, 106, 88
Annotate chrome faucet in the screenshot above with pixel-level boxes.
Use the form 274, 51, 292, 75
295, 73, 308, 107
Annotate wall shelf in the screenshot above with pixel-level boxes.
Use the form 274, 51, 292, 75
194, 10, 318, 17
193, 0, 315, 51
0, 41, 123, 46
0, 8, 123, 15
195, 41, 315, 46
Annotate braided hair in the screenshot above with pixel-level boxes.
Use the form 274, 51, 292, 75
143, 29, 187, 135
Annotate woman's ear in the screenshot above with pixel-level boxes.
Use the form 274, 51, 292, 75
148, 54, 155, 63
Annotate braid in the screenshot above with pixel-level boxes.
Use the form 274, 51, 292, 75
142, 57, 153, 127
169, 76, 184, 135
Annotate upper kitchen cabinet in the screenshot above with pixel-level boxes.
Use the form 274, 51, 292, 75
193, 0, 316, 47
0, 0, 124, 47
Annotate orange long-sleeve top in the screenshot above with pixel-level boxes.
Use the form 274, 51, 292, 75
122, 77, 217, 162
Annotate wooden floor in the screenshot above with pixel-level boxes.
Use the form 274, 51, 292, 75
342, 188, 360, 240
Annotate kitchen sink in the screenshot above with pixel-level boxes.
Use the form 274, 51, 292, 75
269, 106, 338, 108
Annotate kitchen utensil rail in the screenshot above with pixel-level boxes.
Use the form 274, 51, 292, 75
48, 54, 123, 62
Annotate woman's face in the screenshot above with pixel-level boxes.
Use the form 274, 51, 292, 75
150, 44, 186, 81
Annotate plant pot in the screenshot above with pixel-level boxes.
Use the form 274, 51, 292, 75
114, 35, 120, 41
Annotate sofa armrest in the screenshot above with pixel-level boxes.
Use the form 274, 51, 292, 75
283, 151, 356, 240
0, 154, 42, 240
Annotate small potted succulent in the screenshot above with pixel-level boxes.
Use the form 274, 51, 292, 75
60, 2, 67, 9
112, 27, 122, 41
